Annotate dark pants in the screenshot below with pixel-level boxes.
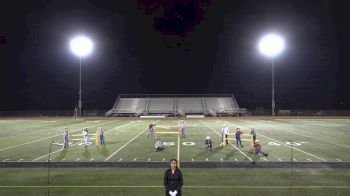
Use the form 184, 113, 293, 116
236, 137, 243, 147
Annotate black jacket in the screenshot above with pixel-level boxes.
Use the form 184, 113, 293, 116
164, 168, 183, 193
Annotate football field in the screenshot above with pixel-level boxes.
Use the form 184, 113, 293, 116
0, 117, 350, 196
0, 117, 350, 162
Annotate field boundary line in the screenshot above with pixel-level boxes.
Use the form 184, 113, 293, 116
105, 120, 160, 161
199, 120, 253, 162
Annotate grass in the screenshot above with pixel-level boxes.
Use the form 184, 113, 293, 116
1, 118, 350, 162
0, 168, 349, 195
0, 117, 350, 195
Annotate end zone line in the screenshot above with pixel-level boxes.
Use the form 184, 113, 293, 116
199, 120, 253, 162
105, 120, 160, 161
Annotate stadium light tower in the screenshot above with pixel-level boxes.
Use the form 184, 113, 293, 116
70, 35, 93, 117
258, 33, 285, 116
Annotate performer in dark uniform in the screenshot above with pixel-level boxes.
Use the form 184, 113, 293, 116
164, 159, 183, 196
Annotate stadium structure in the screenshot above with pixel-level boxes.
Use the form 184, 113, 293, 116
105, 94, 246, 117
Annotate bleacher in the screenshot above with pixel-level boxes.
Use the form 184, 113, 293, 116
105, 94, 246, 117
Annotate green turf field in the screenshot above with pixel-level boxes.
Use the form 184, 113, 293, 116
0, 168, 349, 196
0, 117, 350, 195
0, 118, 350, 162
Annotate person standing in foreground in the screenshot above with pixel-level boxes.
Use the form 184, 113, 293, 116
164, 159, 183, 196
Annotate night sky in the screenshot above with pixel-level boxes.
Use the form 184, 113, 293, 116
1, 0, 349, 111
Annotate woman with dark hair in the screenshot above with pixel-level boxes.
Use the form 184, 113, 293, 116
164, 159, 183, 196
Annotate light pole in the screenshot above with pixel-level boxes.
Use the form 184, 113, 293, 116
258, 33, 284, 116
70, 36, 93, 117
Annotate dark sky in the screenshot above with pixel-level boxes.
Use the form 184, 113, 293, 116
0, 0, 349, 111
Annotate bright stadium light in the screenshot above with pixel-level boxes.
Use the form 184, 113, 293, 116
258, 34, 284, 57
70, 35, 94, 117
258, 33, 285, 116
70, 36, 93, 57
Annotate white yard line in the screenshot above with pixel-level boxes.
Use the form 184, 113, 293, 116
105, 120, 160, 161
262, 121, 350, 149
32, 122, 133, 161
0, 121, 88, 140
226, 120, 327, 162
33, 142, 83, 161
0, 121, 113, 153
258, 133, 327, 161
199, 120, 253, 162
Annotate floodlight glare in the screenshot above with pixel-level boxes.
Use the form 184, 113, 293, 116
70, 36, 93, 57
258, 34, 284, 57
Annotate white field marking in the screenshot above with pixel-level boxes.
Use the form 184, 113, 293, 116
223, 120, 327, 162
235, 158, 238, 161
3, 159, 10, 161
75, 158, 80, 161
32, 122, 133, 161
278, 158, 283, 161
262, 157, 267, 161
0, 121, 89, 140
61, 158, 65, 161
336, 159, 342, 162
199, 120, 253, 162
271, 120, 347, 136
258, 133, 327, 161
265, 122, 350, 149
307, 159, 312, 162
119, 158, 123, 162
292, 158, 298, 162
104, 120, 160, 161
17, 159, 23, 161
148, 158, 151, 162
206, 158, 208, 161
0, 121, 114, 153
90, 158, 94, 161
32, 141, 81, 161
220, 158, 223, 161
0, 121, 63, 140
133, 158, 137, 162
